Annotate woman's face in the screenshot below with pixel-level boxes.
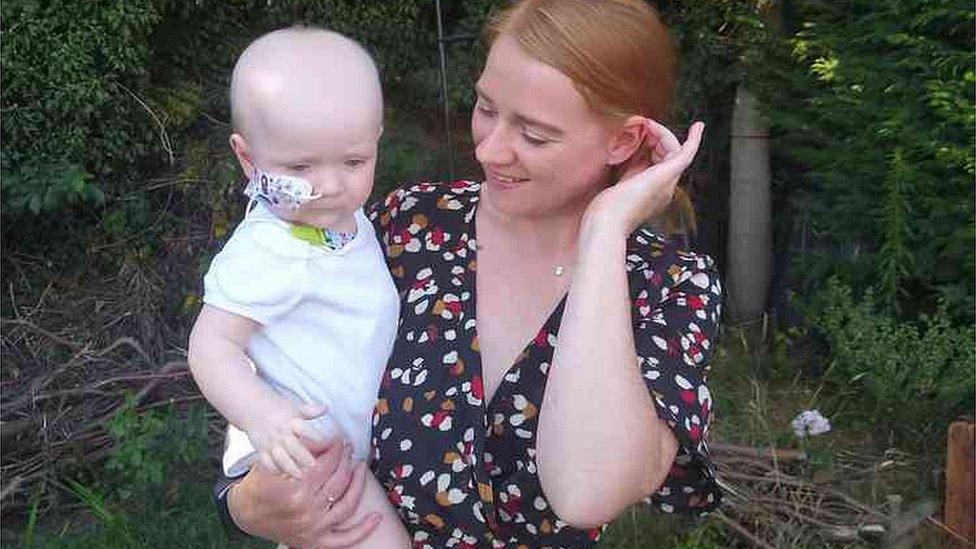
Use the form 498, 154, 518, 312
472, 34, 615, 219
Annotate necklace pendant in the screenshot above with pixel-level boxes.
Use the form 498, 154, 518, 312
553, 266, 565, 276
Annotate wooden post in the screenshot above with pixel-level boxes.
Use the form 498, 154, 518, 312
726, 85, 772, 323
945, 421, 975, 544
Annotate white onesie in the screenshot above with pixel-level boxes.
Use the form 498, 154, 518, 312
203, 202, 399, 477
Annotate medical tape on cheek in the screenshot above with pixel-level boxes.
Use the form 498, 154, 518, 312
243, 170, 321, 210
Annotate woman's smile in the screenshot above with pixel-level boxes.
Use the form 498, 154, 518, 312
486, 170, 530, 190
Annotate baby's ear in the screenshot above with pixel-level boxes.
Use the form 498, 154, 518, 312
229, 133, 255, 178
606, 115, 649, 167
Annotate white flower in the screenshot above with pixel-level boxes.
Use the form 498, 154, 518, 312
791, 409, 832, 438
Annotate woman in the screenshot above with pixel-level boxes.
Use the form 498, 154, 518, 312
221, 0, 721, 546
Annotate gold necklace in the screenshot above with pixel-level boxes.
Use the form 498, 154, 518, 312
475, 241, 569, 277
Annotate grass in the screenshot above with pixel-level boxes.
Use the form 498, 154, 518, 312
1, 332, 946, 548
603, 508, 728, 548
701, 325, 947, 547
1, 471, 269, 548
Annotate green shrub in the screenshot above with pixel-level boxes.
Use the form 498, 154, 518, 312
0, 0, 438, 217
13, 400, 243, 548
749, 0, 975, 320
105, 396, 208, 489
809, 279, 975, 445
0, 1, 163, 213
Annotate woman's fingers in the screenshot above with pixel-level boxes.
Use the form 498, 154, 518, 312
304, 445, 370, 546
315, 444, 355, 515
644, 119, 702, 166
326, 460, 370, 527
302, 438, 348, 501
677, 121, 705, 165
313, 513, 382, 549
324, 513, 383, 548
302, 440, 348, 510
650, 121, 705, 182
644, 119, 680, 163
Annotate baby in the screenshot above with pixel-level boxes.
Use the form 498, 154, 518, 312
188, 27, 408, 546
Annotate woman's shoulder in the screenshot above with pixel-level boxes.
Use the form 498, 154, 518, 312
626, 227, 720, 293
368, 180, 481, 222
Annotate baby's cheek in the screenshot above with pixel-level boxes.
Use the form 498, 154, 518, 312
355, 172, 376, 204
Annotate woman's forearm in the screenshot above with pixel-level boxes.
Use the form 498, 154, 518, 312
536, 219, 677, 528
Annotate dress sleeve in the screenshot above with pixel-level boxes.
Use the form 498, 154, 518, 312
629, 238, 723, 513
366, 185, 409, 253
203, 218, 308, 325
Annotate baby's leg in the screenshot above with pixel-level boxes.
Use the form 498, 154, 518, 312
339, 472, 411, 548
277, 470, 409, 549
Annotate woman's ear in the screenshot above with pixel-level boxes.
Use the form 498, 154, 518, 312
606, 115, 649, 167
229, 133, 256, 178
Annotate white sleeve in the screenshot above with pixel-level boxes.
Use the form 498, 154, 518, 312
203, 218, 309, 325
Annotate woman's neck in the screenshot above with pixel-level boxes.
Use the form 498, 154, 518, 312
477, 192, 593, 259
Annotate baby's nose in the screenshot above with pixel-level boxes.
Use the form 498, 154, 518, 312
314, 172, 344, 197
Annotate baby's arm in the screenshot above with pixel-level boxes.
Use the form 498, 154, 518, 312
188, 304, 325, 478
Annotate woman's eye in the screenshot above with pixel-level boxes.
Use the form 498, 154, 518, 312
476, 104, 497, 118
523, 133, 548, 146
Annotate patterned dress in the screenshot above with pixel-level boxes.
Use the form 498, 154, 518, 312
367, 181, 722, 548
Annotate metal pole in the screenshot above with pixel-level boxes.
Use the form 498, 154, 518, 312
434, 0, 456, 180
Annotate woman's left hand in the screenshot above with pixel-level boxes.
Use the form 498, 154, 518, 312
583, 120, 704, 238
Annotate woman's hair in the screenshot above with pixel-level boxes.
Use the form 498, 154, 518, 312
485, 0, 696, 234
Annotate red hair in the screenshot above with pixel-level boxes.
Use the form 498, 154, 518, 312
486, 0, 695, 234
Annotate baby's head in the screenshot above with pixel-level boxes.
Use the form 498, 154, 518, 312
229, 27, 383, 230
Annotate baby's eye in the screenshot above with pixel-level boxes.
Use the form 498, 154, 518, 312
288, 164, 310, 173
344, 159, 366, 169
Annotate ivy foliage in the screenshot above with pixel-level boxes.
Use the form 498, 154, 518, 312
660, 0, 771, 121
748, 0, 975, 320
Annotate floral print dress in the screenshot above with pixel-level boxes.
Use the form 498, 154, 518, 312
367, 181, 722, 548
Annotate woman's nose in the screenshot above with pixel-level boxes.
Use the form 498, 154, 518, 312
475, 124, 515, 167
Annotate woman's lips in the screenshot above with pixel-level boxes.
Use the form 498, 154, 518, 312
487, 171, 528, 190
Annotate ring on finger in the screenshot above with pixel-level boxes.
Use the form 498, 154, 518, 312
325, 494, 337, 511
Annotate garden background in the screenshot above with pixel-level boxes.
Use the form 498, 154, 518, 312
1, 0, 973, 547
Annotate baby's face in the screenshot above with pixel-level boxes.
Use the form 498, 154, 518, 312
247, 112, 380, 229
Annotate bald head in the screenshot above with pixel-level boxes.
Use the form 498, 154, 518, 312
230, 27, 382, 143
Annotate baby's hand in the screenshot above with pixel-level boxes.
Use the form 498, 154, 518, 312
246, 401, 329, 479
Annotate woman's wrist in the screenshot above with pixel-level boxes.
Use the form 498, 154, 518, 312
213, 472, 255, 539
579, 209, 630, 251
226, 475, 254, 536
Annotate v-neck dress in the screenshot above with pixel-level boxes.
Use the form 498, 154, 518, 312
367, 181, 722, 548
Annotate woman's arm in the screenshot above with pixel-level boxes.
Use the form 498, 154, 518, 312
536, 122, 706, 528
